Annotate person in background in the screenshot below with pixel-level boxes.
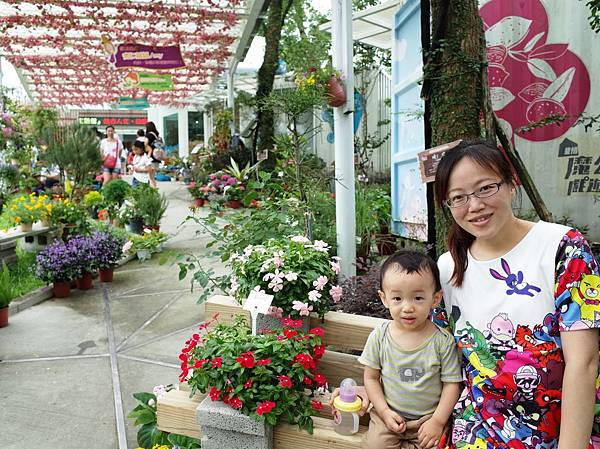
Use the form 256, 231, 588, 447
100, 125, 123, 186
145, 122, 163, 188
131, 140, 152, 187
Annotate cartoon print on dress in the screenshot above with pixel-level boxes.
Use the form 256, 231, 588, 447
458, 322, 497, 369
489, 258, 542, 297
512, 365, 541, 403
485, 313, 517, 356
514, 325, 561, 367
570, 274, 600, 327
534, 389, 561, 438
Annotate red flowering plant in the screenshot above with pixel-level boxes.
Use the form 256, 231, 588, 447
179, 315, 327, 434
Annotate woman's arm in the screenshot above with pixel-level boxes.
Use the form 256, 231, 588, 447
558, 328, 598, 449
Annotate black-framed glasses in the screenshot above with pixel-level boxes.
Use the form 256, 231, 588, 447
444, 182, 504, 208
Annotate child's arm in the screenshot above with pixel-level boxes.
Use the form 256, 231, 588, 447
364, 366, 406, 433
417, 381, 461, 448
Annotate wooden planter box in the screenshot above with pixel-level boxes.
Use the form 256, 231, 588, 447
156, 295, 386, 448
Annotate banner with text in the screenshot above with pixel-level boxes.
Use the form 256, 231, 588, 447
113, 43, 185, 70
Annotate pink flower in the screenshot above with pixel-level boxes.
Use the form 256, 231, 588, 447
330, 261, 341, 274
308, 290, 321, 302
329, 285, 343, 303
2, 127, 13, 138
291, 235, 310, 244
313, 276, 328, 291
312, 240, 329, 252
285, 271, 298, 281
267, 306, 283, 318
292, 300, 313, 316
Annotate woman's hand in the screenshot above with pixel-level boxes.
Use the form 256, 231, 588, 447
329, 385, 370, 416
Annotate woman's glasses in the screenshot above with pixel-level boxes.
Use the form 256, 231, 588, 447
444, 182, 504, 208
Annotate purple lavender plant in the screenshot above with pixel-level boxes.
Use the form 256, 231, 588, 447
89, 231, 126, 270
66, 235, 97, 277
36, 240, 79, 283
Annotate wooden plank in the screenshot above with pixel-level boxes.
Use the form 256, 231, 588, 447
319, 350, 364, 389
206, 295, 387, 350
156, 389, 203, 439
274, 416, 365, 449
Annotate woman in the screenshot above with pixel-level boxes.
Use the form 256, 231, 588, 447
100, 125, 123, 185
145, 121, 162, 188
434, 139, 599, 449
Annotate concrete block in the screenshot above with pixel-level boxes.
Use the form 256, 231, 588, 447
197, 397, 272, 449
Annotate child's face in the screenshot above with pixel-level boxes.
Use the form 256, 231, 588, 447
133, 146, 143, 155
378, 265, 442, 332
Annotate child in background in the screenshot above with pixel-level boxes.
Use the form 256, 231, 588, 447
131, 140, 153, 187
359, 250, 462, 449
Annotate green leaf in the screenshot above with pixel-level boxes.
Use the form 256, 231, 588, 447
137, 423, 155, 449
179, 267, 188, 280
168, 433, 201, 448
133, 392, 156, 405
134, 409, 156, 426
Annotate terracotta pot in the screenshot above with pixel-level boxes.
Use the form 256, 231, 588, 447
53, 281, 71, 298
0, 306, 8, 328
75, 272, 94, 290
193, 198, 205, 207
225, 200, 242, 209
327, 75, 346, 107
19, 222, 33, 232
99, 268, 114, 282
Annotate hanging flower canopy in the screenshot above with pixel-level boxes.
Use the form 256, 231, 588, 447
0, 0, 244, 107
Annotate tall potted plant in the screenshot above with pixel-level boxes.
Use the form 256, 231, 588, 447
137, 186, 168, 230
0, 262, 17, 327
36, 240, 79, 297
90, 230, 126, 282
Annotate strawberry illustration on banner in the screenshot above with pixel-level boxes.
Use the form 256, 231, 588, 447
480, 0, 591, 143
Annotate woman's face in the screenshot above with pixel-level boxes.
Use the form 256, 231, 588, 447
446, 157, 514, 242
106, 127, 115, 138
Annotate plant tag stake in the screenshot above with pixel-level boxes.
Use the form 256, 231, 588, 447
243, 290, 274, 335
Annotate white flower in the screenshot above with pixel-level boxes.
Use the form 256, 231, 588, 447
278, 171, 284, 178
312, 240, 330, 252
148, 398, 156, 406
267, 306, 284, 318
122, 240, 133, 254
330, 285, 343, 303
291, 235, 310, 244
272, 255, 284, 268
229, 276, 239, 295
144, 228, 152, 234
292, 300, 313, 316
153, 385, 167, 401
308, 290, 322, 302
285, 271, 298, 282
252, 285, 266, 294
330, 261, 341, 274
243, 245, 254, 256
313, 276, 328, 291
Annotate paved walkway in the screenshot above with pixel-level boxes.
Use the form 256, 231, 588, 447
0, 182, 225, 449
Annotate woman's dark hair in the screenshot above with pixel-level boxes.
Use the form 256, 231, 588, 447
434, 139, 516, 287
105, 125, 115, 131
133, 140, 145, 151
146, 121, 159, 136
379, 250, 441, 292
137, 129, 145, 137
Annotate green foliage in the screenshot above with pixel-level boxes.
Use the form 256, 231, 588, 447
586, 0, 600, 32
0, 248, 46, 307
182, 315, 325, 433
0, 262, 17, 308
102, 179, 131, 206
127, 230, 168, 252
134, 185, 168, 227
50, 199, 91, 236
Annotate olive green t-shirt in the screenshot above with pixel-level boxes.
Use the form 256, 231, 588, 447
358, 322, 462, 419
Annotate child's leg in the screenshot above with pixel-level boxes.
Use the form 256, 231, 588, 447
362, 409, 402, 449
399, 414, 434, 449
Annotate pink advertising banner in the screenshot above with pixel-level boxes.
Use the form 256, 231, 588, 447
113, 43, 185, 70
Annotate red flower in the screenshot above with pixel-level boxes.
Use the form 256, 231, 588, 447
256, 358, 271, 366
236, 351, 255, 369
277, 335, 284, 341
211, 357, 223, 368
311, 400, 324, 411
209, 386, 221, 401
308, 67, 317, 73
294, 353, 315, 370
282, 317, 304, 328
194, 359, 208, 368
314, 373, 327, 386
256, 401, 276, 415
313, 344, 326, 359
283, 329, 297, 339
229, 396, 243, 410
244, 379, 253, 388
303, 376, 313, 386
192, 333, 200, 341
278, 375, 292, 388
309, 328, 325, 337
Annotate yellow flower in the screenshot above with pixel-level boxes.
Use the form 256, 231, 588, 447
15, 216, 21, 223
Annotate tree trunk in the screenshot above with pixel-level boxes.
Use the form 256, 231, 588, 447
254, 0, 291, 167
425, 0, 488, 255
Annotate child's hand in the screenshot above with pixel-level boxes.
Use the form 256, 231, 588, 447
417, 415, 444, 448
381, 408, 406, 433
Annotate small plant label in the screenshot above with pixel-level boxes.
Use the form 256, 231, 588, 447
244, 290, 274, 335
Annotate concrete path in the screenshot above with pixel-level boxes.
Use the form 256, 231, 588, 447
0, 182, 225, 449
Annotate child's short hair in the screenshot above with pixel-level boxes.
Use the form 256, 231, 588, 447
133, 140, 145, 151
379, 250, 441, 292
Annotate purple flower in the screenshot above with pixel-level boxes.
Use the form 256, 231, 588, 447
88, 231, 126, 269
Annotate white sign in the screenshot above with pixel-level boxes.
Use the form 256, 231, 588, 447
243, 290, 274, 335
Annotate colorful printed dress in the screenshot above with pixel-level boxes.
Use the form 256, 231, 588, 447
436, 221, 600, 449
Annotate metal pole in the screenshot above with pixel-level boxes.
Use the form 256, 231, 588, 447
332, 0, 356, 278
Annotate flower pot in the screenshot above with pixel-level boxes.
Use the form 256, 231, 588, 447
193, 198, 205, 207
144, 225, 160, 232
256, 313, 310, 333
0, 306, 8, 328
99, 268, 114, 282
127, 217, 144, 235
40, 219, 51, 228
53, 281, 71, 298
136, 249, 151, 261
225, 200, 242, 209
327, 75, 346, 107
75, 272, 94, 290
19, 222, 33, 232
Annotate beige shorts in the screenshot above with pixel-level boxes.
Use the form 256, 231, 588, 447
362, 409, 433, 449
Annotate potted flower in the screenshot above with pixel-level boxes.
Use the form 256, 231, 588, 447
90, 230, 126, 282
3, 193, 47, 232
296, 66, 346, 107
187, 182, 208, 207
36, 240, 79, 297
117, 199, 144, 235
123, 229, 168, 261
223, 181, 245, 209
101, 179, 131, 222
0, 262, 17, 327
228, 236, 343, 329
83, 190, 104, 219
49, 199, 90, 239
135, 185, 168, 231
67, 235, 97, 290
181, 314, 327, 433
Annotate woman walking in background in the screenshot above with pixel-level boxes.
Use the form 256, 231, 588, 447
100, 125, 123, 186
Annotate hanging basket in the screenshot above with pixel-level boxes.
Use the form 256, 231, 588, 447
326, 75, 347, 107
